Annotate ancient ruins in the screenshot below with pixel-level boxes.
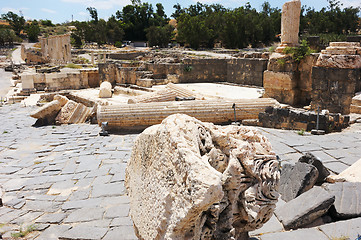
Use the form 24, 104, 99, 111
0, 0, 361, 239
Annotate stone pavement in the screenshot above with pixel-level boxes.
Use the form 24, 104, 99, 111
0, 103, 360, 239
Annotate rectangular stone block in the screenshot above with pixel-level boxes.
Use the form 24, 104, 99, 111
264, 71, 297, 90
264, 88, 299, 105
275, 186, 335, 230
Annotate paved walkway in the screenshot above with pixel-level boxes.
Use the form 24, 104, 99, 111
0, 103, 360, 239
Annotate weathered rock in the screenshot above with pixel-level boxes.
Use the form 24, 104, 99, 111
99, 81, 112, 98
125, 114, 280, 240
55, 100, 91, 124
274, 186, 335, 230
324, 182, 361, 219
30, 100, 62, 120
53, 94, 69, 107
299, 153, 330, 184
328, 157, 361, 183
279, 162, 319, 202
316, 54, 361, 69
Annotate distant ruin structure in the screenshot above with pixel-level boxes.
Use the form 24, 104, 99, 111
40, 34, 71, 64
276, 0, 301, 53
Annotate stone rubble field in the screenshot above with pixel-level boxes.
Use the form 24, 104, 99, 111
0, 103, 361, 239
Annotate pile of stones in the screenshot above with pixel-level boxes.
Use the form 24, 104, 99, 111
274, 153, 361, 231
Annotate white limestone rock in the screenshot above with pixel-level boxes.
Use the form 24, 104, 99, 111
53, 94, 69, 107
99, 81, 112, 98
316, 54, 361, 69
125, 114, 280, 240
30, 100, 61, 119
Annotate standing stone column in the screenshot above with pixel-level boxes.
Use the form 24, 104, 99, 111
276, 0, 301, 52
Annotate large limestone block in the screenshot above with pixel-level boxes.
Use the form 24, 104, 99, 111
99, 81, 112, 98
316, 54, 361, 69
53, 94, 69, 107
263, 71, 297, 90
125, 114, 280, 240
30, 100, 62, 119
55, 100, 78, 124
21, 74, 35, 89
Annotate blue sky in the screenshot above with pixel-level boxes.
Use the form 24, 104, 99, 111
1, 0, 360, 23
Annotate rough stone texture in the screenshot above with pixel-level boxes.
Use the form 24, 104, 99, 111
259, 227, 329, 240
30, 100, 61, 120
274, 186, 335, 230
227, 58, 268, 87
318, 217, 361, 240
311, 66, 358, 114
53, 94, 69, 107
299, 153, 330, 183
55, 100, 91, 125
99, 81, 112, 98
276, 0, 301, 52
125, 114, 280, 240
324, 182, 361, 219
279, 162, 319, 202
316, 54, 361, 69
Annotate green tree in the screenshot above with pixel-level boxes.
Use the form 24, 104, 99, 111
86, 7, 98, 23
26, 20, 40, 42
146, 24, 174, 47
1, 11, 25, 36
0, 29, 17, 46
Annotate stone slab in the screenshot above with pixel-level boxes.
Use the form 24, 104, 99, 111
259, 228, 329, 240
324, 182, 361, 219
279, 162, 319, 202
299, 153, 330, 183
318, 217, 361, 240
275, 186, 335, 230
59, 225, 108, 240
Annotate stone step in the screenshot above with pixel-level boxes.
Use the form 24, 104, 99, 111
350, 104, 361, 114
321, 48, 360, 55
330, 42, 360, 47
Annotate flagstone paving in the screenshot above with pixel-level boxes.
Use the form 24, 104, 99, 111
0, 103, 360, 239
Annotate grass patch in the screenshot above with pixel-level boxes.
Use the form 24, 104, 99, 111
64, 63, 82, 69
34, 161, 43, 165
3, 130, 8, 134
11, 224, 36, 238
297, 129, 305, 136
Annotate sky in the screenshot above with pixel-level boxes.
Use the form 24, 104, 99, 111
1, 0, 360, 24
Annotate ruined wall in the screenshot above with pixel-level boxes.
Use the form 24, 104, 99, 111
227, 58, 268, 86
311, 67, 358, 114
108, 52, 144, 60
179, 59, 228, 83
40, 34, 71, 64
21, 69, 98, 93
21, 44, 48, 65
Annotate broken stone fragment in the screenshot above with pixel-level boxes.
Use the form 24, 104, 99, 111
99, 81, 112, 98
125, 114, 280, 240
324, 182, 361, 219
299, 153, 330, 184
275, 186, 335, 230
30, 100, 62, 120
53, 94, 69, 107
55, 100, 91, 124
279, 162, 319, 202
327, 157, 361, 183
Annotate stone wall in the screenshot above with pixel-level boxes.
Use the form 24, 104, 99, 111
40, 34, 71, 64
179, 58, 228, 83
227, 58, 268, 86
21, 69, 99, 93
21, 44, 48, 65
311, 67, 358, 114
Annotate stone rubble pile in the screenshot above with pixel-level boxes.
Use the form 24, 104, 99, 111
264, 153, 361, 234
30, 94, 92, 125
125, 114, 280, 239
